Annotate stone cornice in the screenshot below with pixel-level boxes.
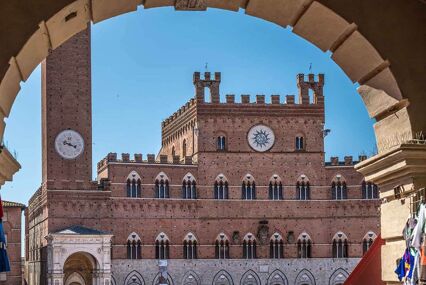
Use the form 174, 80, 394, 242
355, 144, 426, 187
0, 147, 20, 188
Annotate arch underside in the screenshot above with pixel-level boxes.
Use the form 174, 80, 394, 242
0, 1, 424, 181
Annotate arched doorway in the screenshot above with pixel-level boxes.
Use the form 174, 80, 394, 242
63, 252, 98, 285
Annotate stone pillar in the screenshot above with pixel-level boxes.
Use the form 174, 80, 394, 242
356, 144, 426, 284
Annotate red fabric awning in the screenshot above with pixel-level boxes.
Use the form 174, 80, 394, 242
345, 234, 385, 285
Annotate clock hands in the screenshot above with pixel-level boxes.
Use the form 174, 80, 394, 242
63, 140, 77, 149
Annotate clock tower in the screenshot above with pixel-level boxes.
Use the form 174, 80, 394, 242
42, 26, 92, 187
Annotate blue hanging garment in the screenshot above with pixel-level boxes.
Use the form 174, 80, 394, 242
0, 194, 10, 272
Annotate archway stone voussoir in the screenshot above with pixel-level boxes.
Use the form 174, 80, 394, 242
362, 67, 402, 101
245, 0, 312, 28
16, 25, 50, 81
332, 30, 385, 83
0, 59, 22, 119
92, 0, 143, 23
205, 0, 245, 12
292, 1, 351, 52
143, 0, 174, 9
46, 0, 91, 50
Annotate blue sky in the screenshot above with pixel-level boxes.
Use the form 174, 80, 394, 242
1, 7, 376, 204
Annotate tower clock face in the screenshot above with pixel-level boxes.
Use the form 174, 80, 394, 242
54, 129, 85, 159
247, 124, 275, 152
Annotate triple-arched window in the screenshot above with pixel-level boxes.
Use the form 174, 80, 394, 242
126, 171, 141, 198
296, 175, 310, 200
182, 173, 197, 199
362, 181, 379, 199
126, 232, 141, 260
215, 233, 230, 259
269, 175, 283, 200
270, 233, 284, 259
214, 174, 229, 200
332, 175, 347, 200
242, 174, 256, 200
155, 232, 170, 259
242, 233, 257, 259
155, 172, 170, 199
362, 231, 377, 254
183, 232, 198, 259
332, 232, 348, 258
297, 232, 312, 258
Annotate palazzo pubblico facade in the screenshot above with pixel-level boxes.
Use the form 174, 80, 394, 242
25, 28, 380, 285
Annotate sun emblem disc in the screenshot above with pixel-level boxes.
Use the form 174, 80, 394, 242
247, 125, 275, 152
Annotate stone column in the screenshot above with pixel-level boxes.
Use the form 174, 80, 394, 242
356, 144, 426, 284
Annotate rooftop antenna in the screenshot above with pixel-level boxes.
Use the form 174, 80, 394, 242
205, 62, 208, 72
309, 63, 312, 72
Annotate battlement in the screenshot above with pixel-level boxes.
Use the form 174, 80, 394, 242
297, 73, 325, 104
194, 71, 221, 103
161, 98, 196, 128
97, 153, 196, 170
325, 155, 368, 167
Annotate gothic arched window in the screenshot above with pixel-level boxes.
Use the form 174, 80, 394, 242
297, 232, 312, 258
332, 232, 348, 258
243, 233, 257, 259
362, 231, 377, 254
182, 139, 187, 158
296, 175, 310, 200
126, 171, 141, 198
155, 172, 170, 199
183, 232, 198, 259
269, 175, 283, 200
155, 232, 170, 259
242, 174, 256, 200
332, 175, 347, 200
296, 136, 304, 151
362, 181, 379, 199
214, 174, 229, 200
126, 232, 142, 260
215, 233, 230, 259
182, 173, 197, 199
217, 136, 226, 151
269, 233, 284, 259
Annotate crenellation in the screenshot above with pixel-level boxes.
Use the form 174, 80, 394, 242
134, 153, 142, 162
226, 94, 235, 103
256, 95, 265, 104
160, 154, 168, 164
121, 153, 130, 162
331, 156, 339, 165
344, 156, 353, 165
297, 73, 325, 104
286, 95, 295, 104
241, 94, 250, 104
147, 154, 155, 163
271, 95, 280, 104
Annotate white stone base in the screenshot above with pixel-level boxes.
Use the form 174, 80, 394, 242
111, 258, 360, 285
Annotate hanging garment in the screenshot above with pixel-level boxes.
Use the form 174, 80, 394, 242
421, 244, 426, 282
0, 194, 10, 272
412, 204, 426, 249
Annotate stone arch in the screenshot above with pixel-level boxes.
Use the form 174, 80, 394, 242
295, 269, 316, 285
213, 270, 233, 285
240, 270, 260, 285
0, 1, 416, 188
182, 270, 201, 285
328, 268, 349, 285
63, 252, 98, 285
111, 276, 117, 285
266, 269, 288, 285
124, 270, 144, 285
153, 272, 174, 285
65, 272, 85, 285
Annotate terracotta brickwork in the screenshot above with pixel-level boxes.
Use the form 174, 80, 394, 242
25, 28, 380, 284
1, 201, 24, 285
